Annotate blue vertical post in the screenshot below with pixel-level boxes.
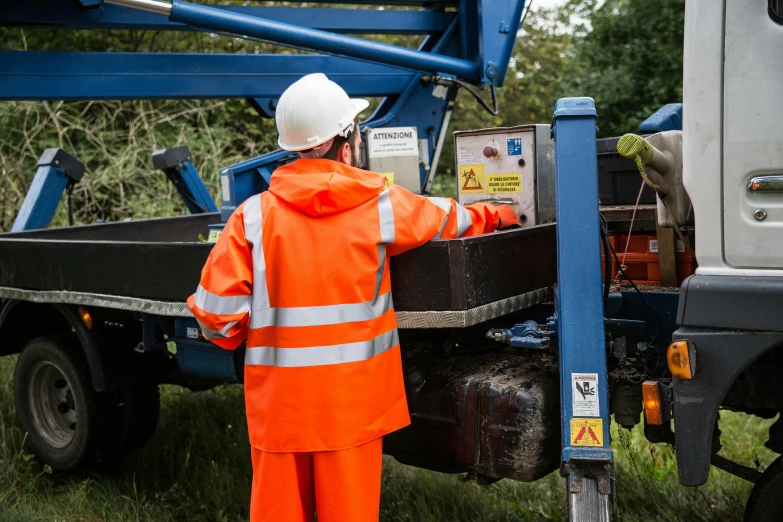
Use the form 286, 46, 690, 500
551, 97, 613, 519
11, 148, 85, 232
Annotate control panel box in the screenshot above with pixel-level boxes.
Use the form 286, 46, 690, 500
454, 125, 554, 228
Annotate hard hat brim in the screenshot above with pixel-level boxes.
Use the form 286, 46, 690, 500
279, 98, 370, 152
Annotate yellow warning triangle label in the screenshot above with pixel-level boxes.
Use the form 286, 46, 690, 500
462, 169, 483, 190
459, 164, 485, 194
570, 418, 603, 447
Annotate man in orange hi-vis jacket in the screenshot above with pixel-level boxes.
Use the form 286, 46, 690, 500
187, 73, 522, 522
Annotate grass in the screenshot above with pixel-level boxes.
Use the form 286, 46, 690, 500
0, 354, 777, 522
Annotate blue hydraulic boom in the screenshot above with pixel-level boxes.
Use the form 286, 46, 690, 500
1, 0, 527, 208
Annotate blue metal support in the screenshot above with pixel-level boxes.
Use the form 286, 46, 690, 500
1, 2, 452, 34
551, 97, 613, 518
168, 0, 483, 82
152, 145, 217, 214
11, 149, 85, 232
220, 22, 461, 217
0, 52, 416, 101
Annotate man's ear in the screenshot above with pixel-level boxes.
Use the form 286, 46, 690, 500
338, 142, 352, 166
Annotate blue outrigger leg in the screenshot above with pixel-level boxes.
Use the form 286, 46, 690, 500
551, 97, 613, 520
11, 148, 85, 232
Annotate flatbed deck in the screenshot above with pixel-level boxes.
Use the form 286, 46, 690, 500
0, 214, 557, 328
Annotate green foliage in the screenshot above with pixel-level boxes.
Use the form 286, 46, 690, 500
0, 355, 772, 521
564, 0, 685, 137
0, 98, 277, 231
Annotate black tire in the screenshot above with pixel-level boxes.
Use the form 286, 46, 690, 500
13, 335, 110, 471
113, 382, 160, 455
745, 456, 783, 522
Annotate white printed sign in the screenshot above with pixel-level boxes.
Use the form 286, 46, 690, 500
458, 147, 481, 164
649, 239, 685, 253
572, 373, 600, 417
368, 127, 419, 158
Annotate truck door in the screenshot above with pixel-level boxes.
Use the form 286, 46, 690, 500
722, 0, 783, 268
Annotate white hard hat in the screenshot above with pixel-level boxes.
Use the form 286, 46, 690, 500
276, 73, 369, 152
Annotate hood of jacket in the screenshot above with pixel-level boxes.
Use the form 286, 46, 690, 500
268, 159, 385, 217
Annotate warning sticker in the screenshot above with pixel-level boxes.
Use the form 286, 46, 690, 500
459, 164, 485, 194
381, 172, 395, 189
570, 418, 603, 447
368, 128, 419, 158
572, 373, 600, 417
487, 174, 522, 194
458, 147, 482, 164
507, 137, 523, 156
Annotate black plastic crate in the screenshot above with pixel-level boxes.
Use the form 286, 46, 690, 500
597, 137, 657, 206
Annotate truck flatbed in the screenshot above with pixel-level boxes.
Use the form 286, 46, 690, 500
0, 214, 556, 328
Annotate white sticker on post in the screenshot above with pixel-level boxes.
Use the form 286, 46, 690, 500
458, 147, 481, 164
572, 373, 600, 417
368, 127, 419, 158
221, 174, 231, 202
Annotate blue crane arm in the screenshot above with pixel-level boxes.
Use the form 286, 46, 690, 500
0, 0, 527, 226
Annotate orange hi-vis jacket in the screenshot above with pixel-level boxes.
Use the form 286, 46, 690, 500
187, 159, 502, 453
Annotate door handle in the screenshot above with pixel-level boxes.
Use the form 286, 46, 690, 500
748, 175, 783, 192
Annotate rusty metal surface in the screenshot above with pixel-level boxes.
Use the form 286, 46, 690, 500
384, 346, 561, 482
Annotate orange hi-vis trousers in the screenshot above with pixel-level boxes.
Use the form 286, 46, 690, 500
250, 436, 383, 522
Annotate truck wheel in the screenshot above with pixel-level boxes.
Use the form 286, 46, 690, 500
13, 335, 108, 471
113, 382, 160, 455
745, 456, 783, 522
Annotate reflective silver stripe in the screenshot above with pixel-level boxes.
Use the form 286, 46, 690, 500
428, 197, 452, 240
201, 320, 239, 340
244, 328, 400, 367
378, 189, 395, 244
376, 189, 395, 299
243, 195, 270, 312
455, 203, 473, 237
250, 292, 393, 328
194, 285, 250, 316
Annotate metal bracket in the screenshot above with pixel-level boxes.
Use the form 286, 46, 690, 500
37, 148, 86, 182
152, 145, 218, 214
565, 460, 613, 496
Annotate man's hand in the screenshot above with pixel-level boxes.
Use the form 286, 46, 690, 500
496, 204, 523, 230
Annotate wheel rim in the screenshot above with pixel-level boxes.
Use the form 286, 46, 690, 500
27, 361, 78, 449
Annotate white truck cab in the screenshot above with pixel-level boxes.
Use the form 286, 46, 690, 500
685, 0, 783, 274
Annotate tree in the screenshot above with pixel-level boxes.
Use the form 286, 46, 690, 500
563, 0, 685, 137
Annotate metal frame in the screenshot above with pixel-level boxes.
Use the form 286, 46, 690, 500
220, 19, 463, 212
152, 146, 217, 214
1, 0, 526, 199
11, 149, 85, 232
0, 51, 420, 101
551, 97, 613, 520
3, 2, 453, 34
